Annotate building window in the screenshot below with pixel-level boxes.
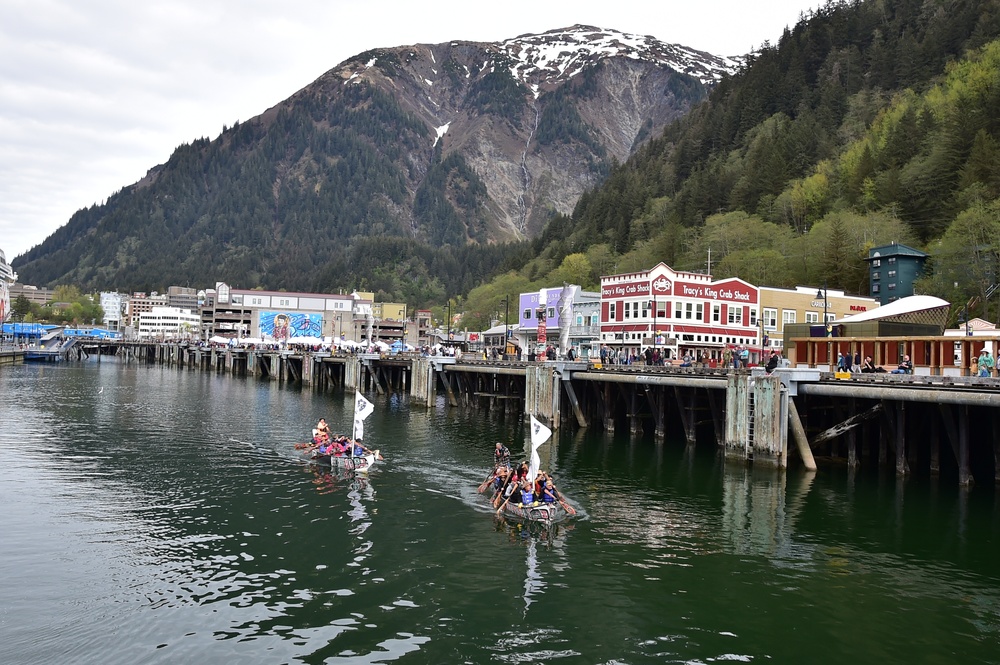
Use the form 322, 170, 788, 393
610, 303, 616, 320
576, 315, 583, 325
674, 302, 682, 319
872, 272, 880, 281
713, 304, 721, 323
873, 284, 880, 293
888, 257, 896, 264
624, 303, 630, 319
749, 308, 758, 327
523, 309, 532, 320
729, 307, 743, 325
872, 259, 881, 268
805, 311, 819, 323
591, 314, 598, 325
686, 303, 694, 319
782, 310, 796, 326
762, 308, 777, 329
641, 301, 650, 318
547, 307, 556, 319
696, 303, 704, 320
888, 270, 896, 278
888, 283, 896, 290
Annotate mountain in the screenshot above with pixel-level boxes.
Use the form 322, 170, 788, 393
13, 25, 735, 300
456, 0, 1000, 330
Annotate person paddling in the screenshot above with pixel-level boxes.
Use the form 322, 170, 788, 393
494, 442, 511, 467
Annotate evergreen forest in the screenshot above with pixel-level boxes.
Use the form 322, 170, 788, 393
461, 0, 1000, 330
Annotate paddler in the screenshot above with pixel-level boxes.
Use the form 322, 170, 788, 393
494, 442, 511, 467
541, 480, 557, 504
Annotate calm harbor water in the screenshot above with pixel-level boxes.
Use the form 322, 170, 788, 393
1, 359, 999, 664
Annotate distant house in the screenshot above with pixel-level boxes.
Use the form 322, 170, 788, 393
865, 242, 927, 305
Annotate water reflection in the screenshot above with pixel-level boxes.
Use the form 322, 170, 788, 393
4, 362, 1000, 664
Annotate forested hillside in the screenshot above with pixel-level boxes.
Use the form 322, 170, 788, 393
459, 0, 1000, 330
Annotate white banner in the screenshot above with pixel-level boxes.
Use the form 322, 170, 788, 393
529, 414, 551, 448
354, 391, 374, 421
527, 415, 551, 485
353, 417, 364, 442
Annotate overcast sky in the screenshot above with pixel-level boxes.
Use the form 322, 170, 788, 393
0, 0, 820, 263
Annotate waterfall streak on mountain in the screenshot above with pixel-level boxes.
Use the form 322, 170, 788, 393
516, 103, 540, 234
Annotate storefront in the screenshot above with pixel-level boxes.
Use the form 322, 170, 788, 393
599, 263, 760, 361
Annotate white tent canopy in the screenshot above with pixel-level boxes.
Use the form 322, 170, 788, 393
288, 335, 324, 345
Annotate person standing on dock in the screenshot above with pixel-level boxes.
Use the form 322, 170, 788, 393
977, 349, 994, 377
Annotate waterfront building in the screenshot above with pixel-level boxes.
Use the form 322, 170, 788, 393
9, 283, 52, 307
516, 286, 600, 356
866, 242, 928, 305
167, 286, 199, 311
758, 286, 878, 355
415, 309, 432, 346
361, 302, 408, 345
784, 294, 953, 371
599, 263, 759, 362
100, 292, 129, 331
0, 248, 15, 323
136, 306, 201, 339
127, 292, 169, 327
200, 283, 362, 342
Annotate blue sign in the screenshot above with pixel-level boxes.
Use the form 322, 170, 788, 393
258, 311, 323, 340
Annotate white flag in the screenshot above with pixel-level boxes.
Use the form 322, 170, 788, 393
527, 415, 551, 485
529, 414, 551, 448
353, 417, 364, 442
354, 391, 374, 421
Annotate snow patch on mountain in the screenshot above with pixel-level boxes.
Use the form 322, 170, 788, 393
499, 25, 737, 88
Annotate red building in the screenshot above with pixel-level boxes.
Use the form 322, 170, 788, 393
599, 262, 760, 362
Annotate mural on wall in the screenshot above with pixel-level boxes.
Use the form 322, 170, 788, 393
259, 311, 323, 340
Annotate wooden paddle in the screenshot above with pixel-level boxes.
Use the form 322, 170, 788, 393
558, 498, 577, 516
492, 471, 516, 508
477, 469, 497, 494
496, 489, 515, 515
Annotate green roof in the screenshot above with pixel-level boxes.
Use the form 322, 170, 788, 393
867, 242, 927, 260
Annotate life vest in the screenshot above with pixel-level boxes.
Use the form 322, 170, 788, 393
520, 489, 534, 505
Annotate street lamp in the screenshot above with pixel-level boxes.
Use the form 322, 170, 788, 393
445, 300, 451, 345
817, 281, 830, 369
758, 316, 765, 364
648, 298, 658, 356
500, 296, 509, 355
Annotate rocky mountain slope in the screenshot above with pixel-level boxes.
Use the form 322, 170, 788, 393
14, 25, 734, 293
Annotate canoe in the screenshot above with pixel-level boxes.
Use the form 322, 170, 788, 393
311, 451, 377, 472
480, 471, 574, 524
498, 499, 567, 524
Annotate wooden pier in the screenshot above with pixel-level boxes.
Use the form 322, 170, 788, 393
43, 341, 1000, 486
